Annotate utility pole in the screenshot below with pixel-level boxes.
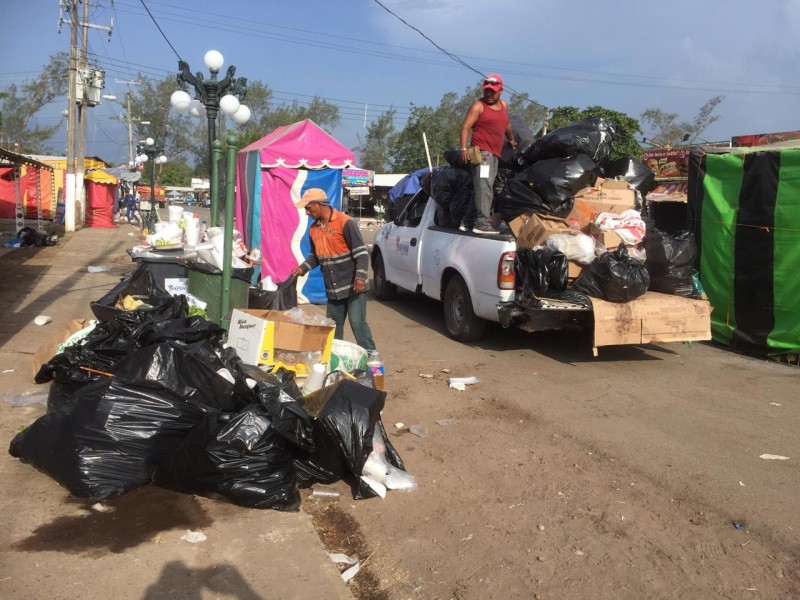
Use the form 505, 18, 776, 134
64, 0, 78, 233
75, 0, 90, 226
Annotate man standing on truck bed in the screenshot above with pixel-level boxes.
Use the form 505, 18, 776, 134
291, 188, 377, 353
459, 73, 517, 235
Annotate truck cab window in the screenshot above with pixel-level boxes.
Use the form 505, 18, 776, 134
398, 191, 429, 228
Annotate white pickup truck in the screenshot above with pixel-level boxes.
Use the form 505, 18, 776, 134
371, 190, 712, 351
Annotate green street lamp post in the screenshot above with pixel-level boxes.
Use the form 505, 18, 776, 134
170, 50, 250, 227
135, 137, 167, 233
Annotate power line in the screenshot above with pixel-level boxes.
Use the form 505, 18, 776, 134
137, 0, 182, 60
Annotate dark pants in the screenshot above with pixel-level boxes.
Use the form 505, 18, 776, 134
126, 207, 139, 223
471, 151, 498, 227
326, 292, 376, 352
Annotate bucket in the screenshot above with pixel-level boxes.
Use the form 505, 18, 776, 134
329, 339, 368, 373
168, 205, 184, 224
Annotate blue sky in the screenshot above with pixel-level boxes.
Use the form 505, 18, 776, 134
3, 0, 799, 167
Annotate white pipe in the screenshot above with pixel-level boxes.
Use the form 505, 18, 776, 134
422, 132, 433, 172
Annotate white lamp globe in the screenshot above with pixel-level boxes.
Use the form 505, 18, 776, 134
219, 94, 240, 116
204, 50, 224, 71
138, 153, 148, 163
145, 137, 154, 146
189, 99, 206, 118
170, 90, 191, 111
232, 104, 251, 124
157, 155, 167, 164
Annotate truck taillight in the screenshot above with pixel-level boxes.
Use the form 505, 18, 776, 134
497, 251, 516, 290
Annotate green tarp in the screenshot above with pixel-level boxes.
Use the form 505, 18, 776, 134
688, 145, 800, 355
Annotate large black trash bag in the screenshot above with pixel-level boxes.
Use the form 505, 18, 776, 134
249, 276, 298, 310
251, 373, 315, 453
443, 148, 470, 169
494, 178, 550, 222
572, 244, 650, 303
8, 378, 209, 500
293, 379, 406, 499
515, 247, 568, 302
428, 167, 473, 229
152, 404, 301, 511
643, 229, 698, 297
515, 154, 600, 217
499, 114, 535, 170
519, 117, 616, 166
90, 262, 173, 322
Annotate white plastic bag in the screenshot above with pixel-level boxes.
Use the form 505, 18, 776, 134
546, 233, 596, 265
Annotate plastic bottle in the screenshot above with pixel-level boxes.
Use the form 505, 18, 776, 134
311, 484, 341, 502
199, 220, 207, 243
367, 351, 385, 391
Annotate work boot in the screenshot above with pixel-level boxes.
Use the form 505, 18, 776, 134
472, 223, 498, 235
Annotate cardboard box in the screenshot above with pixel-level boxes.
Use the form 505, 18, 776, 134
516, 213, 571, 249
586, 224, 626, 249
226, 309, 335, 375
567, 260, 584, 281
30, 318, 90, 380
567, 178, 636, 229
489, 212, 534, 238
591, 292, 712, 352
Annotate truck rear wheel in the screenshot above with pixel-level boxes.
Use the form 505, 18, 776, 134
372, 253, 397, 300
443, 275, 486, 342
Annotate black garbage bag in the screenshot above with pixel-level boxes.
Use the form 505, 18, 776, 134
293, 379, 406, 499
152, 404, 301, 511
252, 373, 315, 453
572, 244, 650, 303
515, 154, 600, 217
17, 226, 47, 247
443, 148, 471, 169
185, 259, 254, 283
643, 229, 698, 297
249, 277, 298, 310
8, 378, 209, 500
519, 117, 616, 166
515, 247, 568, 302
90, 263, 173, 322
428, 167, 473, 229
499, 114, 535, 170
494, 177, 550, 222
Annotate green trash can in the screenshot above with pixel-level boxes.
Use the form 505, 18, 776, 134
187, 263, 252, 327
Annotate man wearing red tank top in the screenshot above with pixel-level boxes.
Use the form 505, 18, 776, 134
459, 73, 517, 234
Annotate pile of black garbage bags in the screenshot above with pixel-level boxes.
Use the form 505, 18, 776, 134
414, 115, 699, 307
9, 290, 408, 511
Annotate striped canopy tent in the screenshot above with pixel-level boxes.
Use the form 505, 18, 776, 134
235, 119, 355, 303
0, 149, 55, 230
687, 141, 800, 355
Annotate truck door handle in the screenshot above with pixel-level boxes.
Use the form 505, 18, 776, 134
410, 238, 417, 247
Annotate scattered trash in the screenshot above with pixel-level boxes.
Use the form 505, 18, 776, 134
537, 524, 545, 531
3, 369, 14, 374
34, 315, 53, 326
394, 422, 404, 429
418, 373, 434, 379
329, 553, 358, 565
448, 376, 479, 391
733, 521, 746, 531
3, 391, 47, 407
435, 418, 460, 427
759, 454, 790, 460
90, 502, 116, 513
360, 475, 387, 498
87, 265, 105, 273
441, 368, 451, 374
770, 403, 781, 406
739, 481, 746, 487
180, 530, 207, 543
341, 562, 360, 583
311, 484, 341, 502
409, 424, 428, 438
127, 232, 135, 237
574, 550, 585, 556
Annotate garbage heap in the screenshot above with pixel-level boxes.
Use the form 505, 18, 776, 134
9, 277, 415, 510
421, 117, 702, 308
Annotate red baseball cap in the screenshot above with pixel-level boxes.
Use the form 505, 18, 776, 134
483, 73, 503, 92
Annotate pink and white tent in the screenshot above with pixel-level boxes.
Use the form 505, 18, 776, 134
235, 120, 355, 303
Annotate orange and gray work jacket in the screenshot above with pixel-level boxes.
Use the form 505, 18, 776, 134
298, 208, 370, 300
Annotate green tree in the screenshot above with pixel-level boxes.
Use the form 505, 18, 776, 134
0, 52, 69, 152
640, 95, 724, 146
548, 105, 643, 160
355, 108, 397, 172
158, 158, 194, 186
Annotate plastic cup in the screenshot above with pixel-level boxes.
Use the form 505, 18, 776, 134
302, 363, 326, 395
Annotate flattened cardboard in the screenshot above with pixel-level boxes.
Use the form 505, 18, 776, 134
568, 178, 636, 229
29, 318, 89, 380
591, 292, 712, 350
567, 260, 584, 281
586, 224, 626, 249
491, 213, 533, 238
226, 308, 335, 375
516, 213, 571, 249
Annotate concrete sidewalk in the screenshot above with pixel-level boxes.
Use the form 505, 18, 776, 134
0, 223, 354, 600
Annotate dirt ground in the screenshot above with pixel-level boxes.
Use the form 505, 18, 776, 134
305, 260, 800, 599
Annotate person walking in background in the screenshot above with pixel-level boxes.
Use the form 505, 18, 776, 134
291, 188, 377, 352
124, 192, 140, 225
459, 73, 517, 234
